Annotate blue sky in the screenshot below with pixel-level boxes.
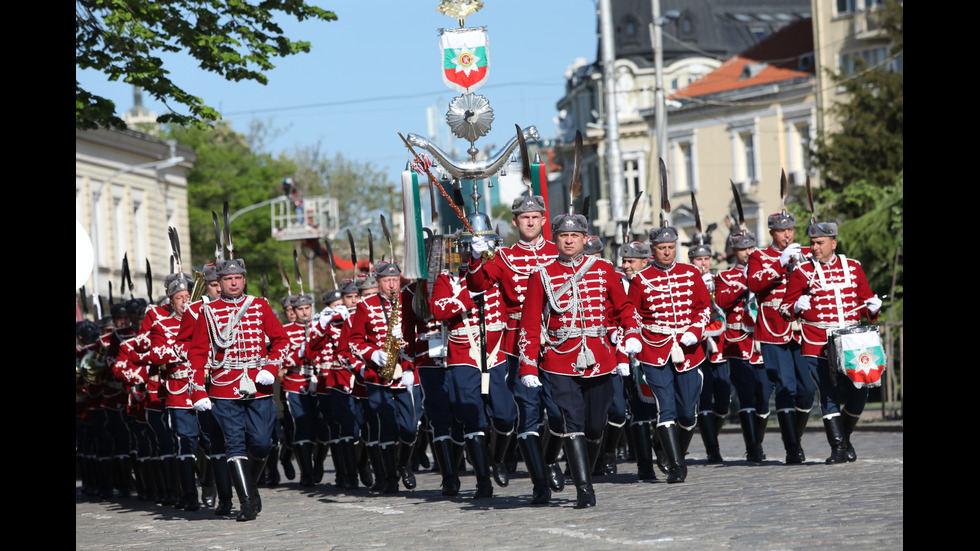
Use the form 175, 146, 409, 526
77, 1, 600, 174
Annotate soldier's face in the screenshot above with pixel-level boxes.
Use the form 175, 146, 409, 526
735, 247, 755, 265
621, 257, 648, 278
284, 305, 296, 322
294, 304, 312, 324
219, 274, 245, 297
770, 228, 795, 249
342, 293, 360, 308
171, 291, 191, 315
653, 242, 677, 265
810, 236, 837, 263
691, 255, 712, 274
206, 280, 221, 300
512, 212, 545, 242
378, 276, 400, 300
556, 231, 587, 257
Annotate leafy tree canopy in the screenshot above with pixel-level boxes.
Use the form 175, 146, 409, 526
76, 0, 337, 130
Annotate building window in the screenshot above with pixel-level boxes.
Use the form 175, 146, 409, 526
729, 124, 759, 186
670, 140, 696, 194
740, 133, 756, 183
623, 158, 641, 197
836, 0, 857, 15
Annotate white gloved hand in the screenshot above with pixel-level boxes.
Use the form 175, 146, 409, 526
338, 306, 350, 320
256, 370, 276, 386
702, 273, 715, 292
401, 371, 414, 387
193, 397, 212, 412
359, 366, 366, 378
680, 332, 698, 346
391, 324, 403, 341
623, 337, 642, 355
779, 243, 802, 267
609, 329, 619, 345
521, 374, 542, 388
371, 350, 389, 366
470, 235, 489, 259
616, 363, 630, 376
318, 308, 335, 329
866, 295, 882, 314
794, 295, 811, 313
298, 342, 307, 358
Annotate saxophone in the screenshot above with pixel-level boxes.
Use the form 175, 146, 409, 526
377, 292, 403, 383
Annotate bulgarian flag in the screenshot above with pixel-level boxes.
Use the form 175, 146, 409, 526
531, 156, 552, 241
440, 27, 489, 94
836, 331, 887, 388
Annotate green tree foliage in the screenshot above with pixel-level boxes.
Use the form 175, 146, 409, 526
163, 123, 297, 300
76, 0, 337, 130
811, 1, 903, 220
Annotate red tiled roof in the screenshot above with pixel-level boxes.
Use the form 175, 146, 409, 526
671, 55, 812, 99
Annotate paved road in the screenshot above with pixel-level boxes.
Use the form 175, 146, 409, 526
77, 428, 902, 551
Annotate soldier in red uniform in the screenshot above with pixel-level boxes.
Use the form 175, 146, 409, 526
630, 226, 712, 483
187, 258, 288, 521
280, 292, 319, 487
347, 261, 418, 494
715, 230, 771, 463
428, 237, 515, 500
689, 240, 731, 464
467, 195, 565, 499
747, 211, 816, 463
780, 221, 881, 464
517, 213, 640, 508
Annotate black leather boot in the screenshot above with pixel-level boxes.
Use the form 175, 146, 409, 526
380, 444, 400, 494
264, 444, 281, 487
279, 443, 296, 481
177, 457, 201, 511
518, 434, 551, 504
356, 441, 374, 488
631, 423, 657, 480
489, 429, 513, 487
211, 457, 233, 516
367, 444, 385, 493
433, 438, 460, 497
564, 435, 595, 508
296, 442, 315, 487
465, 434, 493, 499
755, 413, 769, 460
247, 455, 267, 513
160, 457, 179, 506
698, 412, 722, 463
599, 423, 624, 476
739, 411, 762, 463
842, 412, 859, 462
543, 430, 565, 492
397, 439, 417, 490
777, 410, 803, 464
823, 416, 848, 464
795, 409, 810, 462
314, 442, 329, 484
657, 424, 687, 483
228, 457, 258, 521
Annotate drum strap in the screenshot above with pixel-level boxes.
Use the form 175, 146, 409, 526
812, 255, 851, 325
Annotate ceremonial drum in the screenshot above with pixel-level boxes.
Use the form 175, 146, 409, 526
828, 325, 887, 388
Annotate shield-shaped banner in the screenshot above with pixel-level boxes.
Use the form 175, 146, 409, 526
439, 27, 489, 94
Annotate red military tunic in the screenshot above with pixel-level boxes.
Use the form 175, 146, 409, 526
309, 309, 352, 395
187, 295, 288, 402
747, 246, 810, 345
467, 238, 558, 355
143, 309, 193, 409
347, 292, 414, 388
629, 262, 712, 372
281, 321, 317, 395
429, 271, 506, 369
402, 282, 446, 370
518, 255, 637, 378
113, 330, 154, 420
715, 265, 763, 364
779, 255, 877, 358
99, 326, 139, 409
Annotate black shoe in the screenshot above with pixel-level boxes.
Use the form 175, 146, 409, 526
279, 444, 296, 481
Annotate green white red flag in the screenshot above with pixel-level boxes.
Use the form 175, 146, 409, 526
440, 27, 489, 93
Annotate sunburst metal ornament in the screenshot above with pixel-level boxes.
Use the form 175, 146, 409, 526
446, 93, 493, 142
437, 0, 484, 27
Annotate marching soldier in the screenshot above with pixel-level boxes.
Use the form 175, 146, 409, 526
187, 258, 289, 521
716, 230, 771, 463
779, 221, 882, 464
347, 260, 418, 494
467, 195, 564, 500
630, 226, 712, 483
281, 292, 319, 487
747, 211, 816, 463
517, 213, 640, 508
